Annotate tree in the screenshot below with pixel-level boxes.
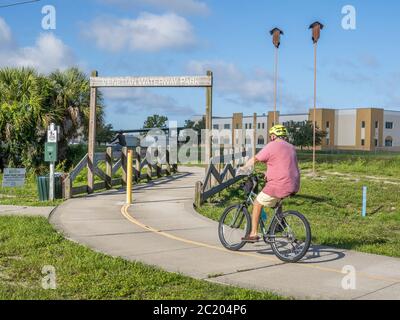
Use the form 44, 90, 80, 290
0, 67, 105, 172
48, 68, 105, 159
286, 121, 327, 150
96, 123, 114, 146
143, 115, 168, 129
184, 116, 205, 132
0, 68, 52, 169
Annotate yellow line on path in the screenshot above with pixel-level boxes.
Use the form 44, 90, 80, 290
121, 204, 400, 284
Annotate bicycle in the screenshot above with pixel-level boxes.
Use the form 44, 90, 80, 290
218, 173, 311, 263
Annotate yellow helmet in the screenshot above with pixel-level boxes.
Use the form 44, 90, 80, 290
269, 124, 288, 138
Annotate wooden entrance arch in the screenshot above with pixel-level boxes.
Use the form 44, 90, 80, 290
87, 70, 213, 193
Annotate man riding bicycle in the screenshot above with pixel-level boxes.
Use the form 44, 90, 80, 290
239, 124, 300, 242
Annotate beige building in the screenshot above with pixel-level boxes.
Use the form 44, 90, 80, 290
194, 108, 400, 151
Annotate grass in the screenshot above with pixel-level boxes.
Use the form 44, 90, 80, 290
198, 158, 400, 258
298, 152, 400, 177
0, 173, 62, 207
0, 216, 285, 300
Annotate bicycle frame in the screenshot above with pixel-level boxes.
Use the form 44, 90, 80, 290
242, 176, 286, 242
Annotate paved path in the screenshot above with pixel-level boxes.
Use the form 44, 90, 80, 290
51, 167, 400, 300
0, 205, 55, 218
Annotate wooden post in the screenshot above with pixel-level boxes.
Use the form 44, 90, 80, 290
205, 71, 213, 164
194, 181, 203, 208
63, 175, 72, 200
105, 147, 113, 189
121, 147, 128, 187
87, 70, 98, 194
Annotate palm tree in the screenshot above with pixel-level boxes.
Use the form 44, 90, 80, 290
0, 67, 105, 171
0, 68, 53, 168
48, 68, 105, 147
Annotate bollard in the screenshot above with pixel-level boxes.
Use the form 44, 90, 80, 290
362, 186, 367, 217
126, 149, 133, 204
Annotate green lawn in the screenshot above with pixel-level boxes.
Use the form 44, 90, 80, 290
198, 158, 400, 258
0, 173, 62, 207
0, 216, 284, 300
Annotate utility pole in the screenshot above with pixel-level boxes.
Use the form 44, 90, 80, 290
309, 21, 324, 175
270, 28, 284, 124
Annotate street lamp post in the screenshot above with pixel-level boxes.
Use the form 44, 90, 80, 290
309, 21, 324, 175
269, 28, 284, 125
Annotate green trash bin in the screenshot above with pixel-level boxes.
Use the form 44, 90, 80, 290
37, 174, 63, 201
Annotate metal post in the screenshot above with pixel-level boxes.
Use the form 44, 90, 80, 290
206, 71, 213, 164
270, 28, 283, 125
253, 113, 257, 158
88, 70, 98, 194
313, 42, 317, 175
362, 186, 367, 217
126, 150, 133, 204
273, 47, 279, 124
309, 21, 324, 176
48, 123, 56, 201
49, 162, 55, 201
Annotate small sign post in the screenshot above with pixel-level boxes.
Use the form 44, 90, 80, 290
2, 168, 26, 188
45, 123, 59, 201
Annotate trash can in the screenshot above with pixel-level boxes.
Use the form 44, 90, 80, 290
37, 174, 63, 201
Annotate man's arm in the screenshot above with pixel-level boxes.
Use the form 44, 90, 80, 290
242, 156, 259, 170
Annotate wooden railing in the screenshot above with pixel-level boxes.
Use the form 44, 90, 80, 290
194, 150, 248, 207
63, 147, 178, 199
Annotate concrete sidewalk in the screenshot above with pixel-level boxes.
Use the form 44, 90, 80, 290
51, 167, 400, 300
0, 205, 55, 218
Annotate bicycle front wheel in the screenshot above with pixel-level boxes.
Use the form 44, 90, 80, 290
269, 211, 311, 263
218, 204, 251, 251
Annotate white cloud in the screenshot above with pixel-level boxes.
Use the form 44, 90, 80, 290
186, 60, 275, 105
84, 12, 196, 52
0, 18, 76, 73
99, 0, 210, 15
0, 18, 12, 44
186, 60, 308, 111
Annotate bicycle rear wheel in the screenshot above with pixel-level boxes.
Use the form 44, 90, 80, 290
269, 211, 311, 263
218, 204, 251, 251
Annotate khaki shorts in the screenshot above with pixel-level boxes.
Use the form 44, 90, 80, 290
256, 192, 281, 208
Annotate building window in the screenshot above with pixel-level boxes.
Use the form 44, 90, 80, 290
245, 124, 248, 129
361, 139, 365, 146
224, 124, 230, 130
386, 122, 394, 129
374, 139, 378, 147
375, 121, 379, 129
249, 124, 252, 129
361, 121, 366, 129
385, 137, 393, 147
258, 123, 261, 129
326, 121, 330, 129
213, 124, 219, 130
257, 136, 265, 145
262, 123, 265, 129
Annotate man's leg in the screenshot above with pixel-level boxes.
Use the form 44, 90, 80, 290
250, 200, 263, 237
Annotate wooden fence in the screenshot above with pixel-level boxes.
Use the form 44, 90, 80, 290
194, 150, 249, 207
63, 147, 177, 199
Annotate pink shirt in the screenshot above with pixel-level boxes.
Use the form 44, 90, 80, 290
255, 139, 300, 199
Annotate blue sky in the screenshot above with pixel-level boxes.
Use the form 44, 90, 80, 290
1, 0, 400, 129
